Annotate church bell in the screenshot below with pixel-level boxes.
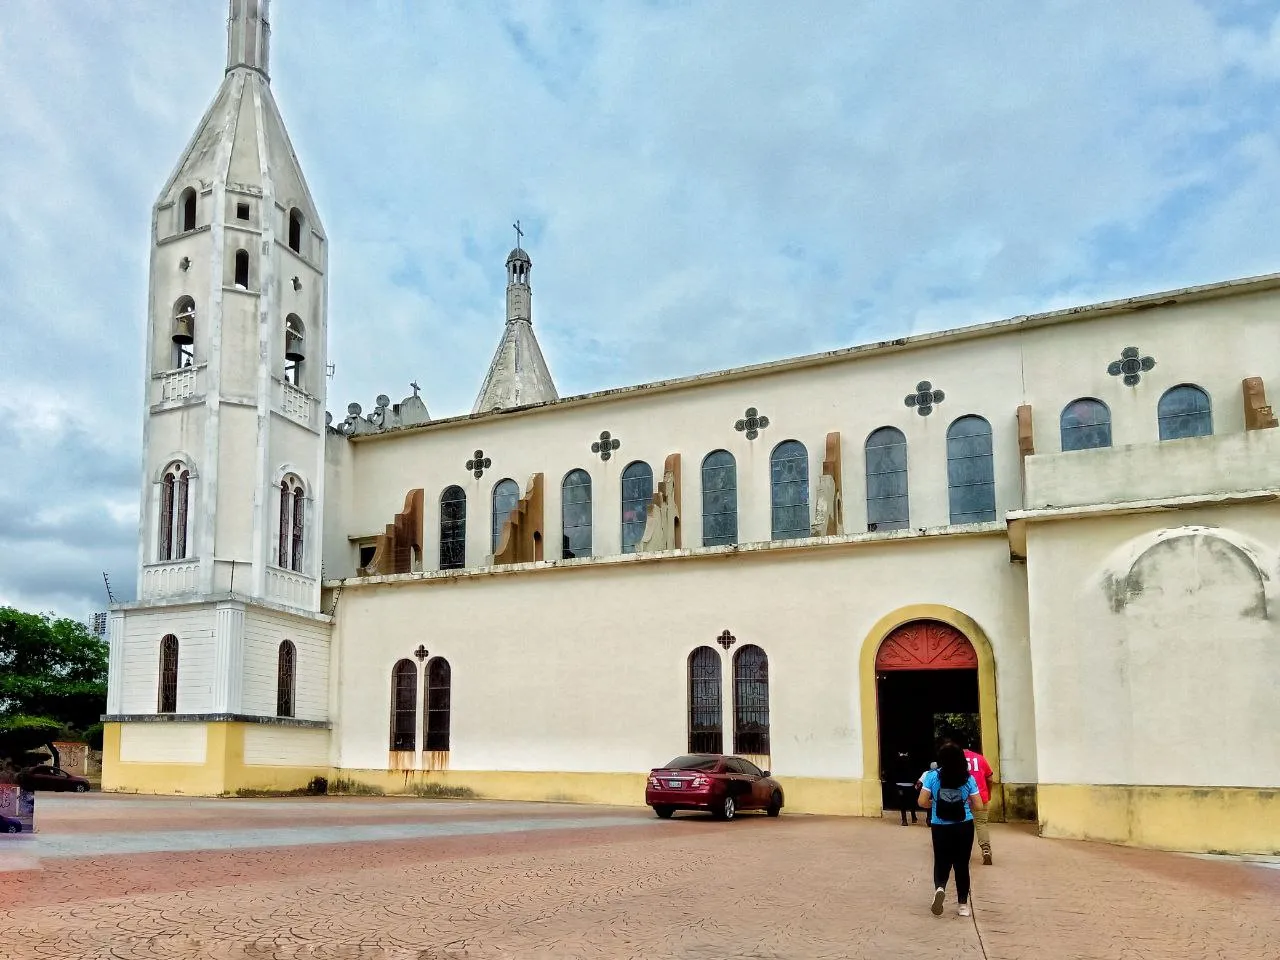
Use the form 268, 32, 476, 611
172, 310, 195, 345
285, 326, 306, 362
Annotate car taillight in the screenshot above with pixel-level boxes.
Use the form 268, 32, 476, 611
647, 776, 661, 788
691, 776, 710, 788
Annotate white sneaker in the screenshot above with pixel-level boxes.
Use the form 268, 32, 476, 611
958, 903, 971, 917
930, 887, 945, 916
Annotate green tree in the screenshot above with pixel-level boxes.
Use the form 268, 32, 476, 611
0, 607, 107, 736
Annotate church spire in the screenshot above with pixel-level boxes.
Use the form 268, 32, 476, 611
472, 238, 559, 414
226, 0, 271, 79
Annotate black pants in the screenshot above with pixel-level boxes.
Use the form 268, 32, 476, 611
894, 785, 917, 822
931, 820, 975, 902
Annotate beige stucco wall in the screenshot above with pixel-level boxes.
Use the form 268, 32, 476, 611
1025, 503, 1280, 792
330, 531, 1035, 787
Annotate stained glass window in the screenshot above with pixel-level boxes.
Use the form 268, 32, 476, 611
1158, 385, 1212, 441
440, 486, 466, 570
865, 427, 908, 530
946, 416, 996, 524
770, 441, 809, 540
561, 469, 592, 559
390, 660, 417, 751
491, 478, 519, 553
701, 451, 737, 547
621, 461, 653, 554
1060, 398, 1112, 451
425, 657, 451, 752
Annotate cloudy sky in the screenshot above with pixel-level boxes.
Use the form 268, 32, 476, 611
2, 0, 1279, 619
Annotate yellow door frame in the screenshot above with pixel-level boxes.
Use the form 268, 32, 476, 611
858, 604, 1001, 816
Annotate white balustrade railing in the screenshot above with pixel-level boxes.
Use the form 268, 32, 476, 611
280, 381, 314, 428
140, 559, 200, 599
155, 364, 205, 404
267, 567, 315, 607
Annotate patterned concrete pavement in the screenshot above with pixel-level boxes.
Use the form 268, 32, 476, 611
0, 794, 1277, 959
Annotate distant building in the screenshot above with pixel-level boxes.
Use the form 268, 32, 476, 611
103, 0, 1280, 856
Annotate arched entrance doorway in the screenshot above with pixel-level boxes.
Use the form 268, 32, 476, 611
875, 620, 979, 811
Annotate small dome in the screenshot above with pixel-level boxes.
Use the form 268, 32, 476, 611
506, 247, 531, 265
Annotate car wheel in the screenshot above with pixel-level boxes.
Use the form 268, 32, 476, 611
4, 824, 18, 834
713, 796, 736, 821
767, 791, 783, 817
75, 783, 89, 793
653, 805, 674, 819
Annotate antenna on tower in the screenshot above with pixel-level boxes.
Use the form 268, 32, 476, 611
102, 571, 117, 605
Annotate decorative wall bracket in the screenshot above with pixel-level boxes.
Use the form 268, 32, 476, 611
734, 407, 770, 440
591, 431, 621, 461
1108, 347, 1155, 386
904, 381, 945, 416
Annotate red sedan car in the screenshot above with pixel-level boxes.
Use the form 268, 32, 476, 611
21, 765, 90, 792
645, 754, 784, 820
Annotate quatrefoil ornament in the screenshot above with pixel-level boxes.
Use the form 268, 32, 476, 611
734, 407, 770, 440
591, 430, 621, 462
1107, 346, 1156, 386
904, 381, 945, 417
465, 449, 492, 479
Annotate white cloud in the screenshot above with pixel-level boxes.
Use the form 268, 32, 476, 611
0, 0, 1278, 615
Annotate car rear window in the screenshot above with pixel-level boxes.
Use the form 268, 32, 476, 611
662, 755, 720, 771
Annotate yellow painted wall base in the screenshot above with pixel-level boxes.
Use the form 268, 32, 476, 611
102, 723, 328, 796
1039, 783, 1280, 855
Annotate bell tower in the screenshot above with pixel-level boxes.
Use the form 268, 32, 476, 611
103, 0, 333, 760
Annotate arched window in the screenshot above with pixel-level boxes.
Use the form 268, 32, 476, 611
946, 416, 996, 524
288, 208, 305, 254
158, 461, 190, 561
701, 450, 737, 547
561, 469, 592, 559
157, 635, 179, 713
390, 660, 417, 751
1060, 398, 1112, 451
278, 477, 305, 572
276, 640, 296, 718
424, 657, 451, 752
172, 297, 196, 369
284, 314, 305, 387
1158, 384, 1212, 441
491, 478, 520, 553
440, 485, 467, 570
180, 188, 197, 232
865, 427, 908, 531
733, 645, 769, 755
234, 249, 249, 288
770, 440, 809, 540
688, 647, 723, 754
621, 461, 653, 553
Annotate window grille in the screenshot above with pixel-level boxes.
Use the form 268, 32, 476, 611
620, 461, 653, 553
159, 473, 175, 561
277, 641, 296, 718
701, 451, 737, 547
770, 440, 809, 540
390, 660, 417, 751
865, 427, 908, 530
440, 486, 467, 569
733, 644, 769, 755
159, 463, 190, 561
946, 416, 996, 524
1158, 384, 1212, 441
158, 635, 179, 713
561, 469, 592, 559
425, 657, 451, 752
688, 646, 723, 754
291, 487, 305, 572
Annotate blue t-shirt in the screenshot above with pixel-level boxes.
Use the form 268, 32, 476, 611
921, 770, 979, 825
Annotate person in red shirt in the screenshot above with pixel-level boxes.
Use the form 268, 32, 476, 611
964, 746, 995, 865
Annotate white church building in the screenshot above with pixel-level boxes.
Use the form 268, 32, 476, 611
103, 1, 1280, 856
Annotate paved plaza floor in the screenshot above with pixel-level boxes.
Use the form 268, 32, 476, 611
0, 794, 1277, 959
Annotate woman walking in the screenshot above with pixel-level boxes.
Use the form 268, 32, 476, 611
918, 742, 986, 917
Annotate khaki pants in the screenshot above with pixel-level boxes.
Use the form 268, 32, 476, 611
974, 805, 991, 853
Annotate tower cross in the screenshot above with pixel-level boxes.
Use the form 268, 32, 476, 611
512, 219, 524, 249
